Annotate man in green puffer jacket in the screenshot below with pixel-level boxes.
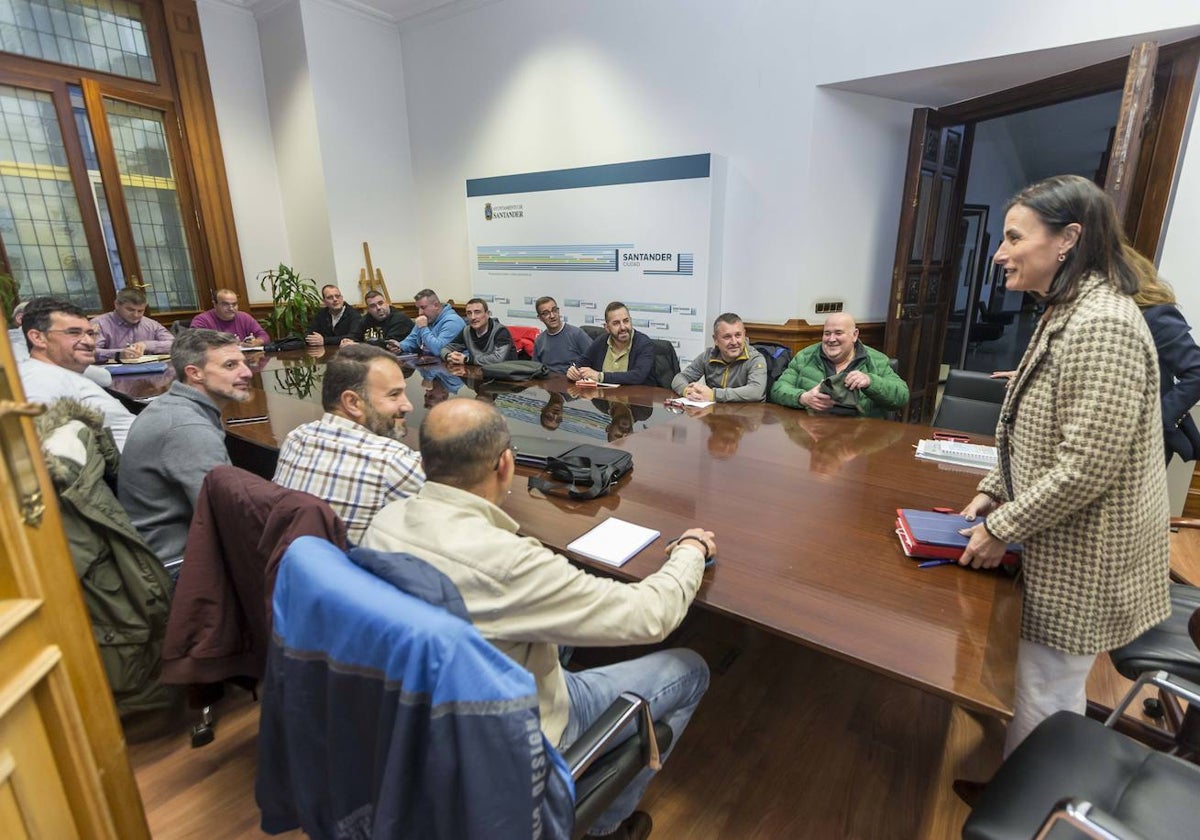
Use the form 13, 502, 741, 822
36, 399, 175, 717
770, 313, 909, 419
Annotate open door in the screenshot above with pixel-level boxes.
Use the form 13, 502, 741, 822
0, 340, 150, 836
883, 111, 973, 422
884, 38, 1200, 423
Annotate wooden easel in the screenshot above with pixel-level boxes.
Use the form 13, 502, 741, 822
358, 242, 391, 305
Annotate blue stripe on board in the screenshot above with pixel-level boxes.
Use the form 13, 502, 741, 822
467, 154, 710, 197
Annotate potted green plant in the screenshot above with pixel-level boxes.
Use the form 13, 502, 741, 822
258, 264, 322, 339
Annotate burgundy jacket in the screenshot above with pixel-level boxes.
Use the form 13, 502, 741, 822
161, 465, 347, 685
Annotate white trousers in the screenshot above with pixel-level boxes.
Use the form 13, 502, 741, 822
1005, 637, 1096, 757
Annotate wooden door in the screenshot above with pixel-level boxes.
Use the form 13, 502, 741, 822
0, 338, 150, 837
883, 111, 973, 422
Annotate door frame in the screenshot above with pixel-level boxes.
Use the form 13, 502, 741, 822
884, 38, 1200, 422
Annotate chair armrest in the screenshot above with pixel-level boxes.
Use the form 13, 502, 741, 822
1033, 798, 1145, 840
1105, 669, 1200, 727
561, 691, 662, 780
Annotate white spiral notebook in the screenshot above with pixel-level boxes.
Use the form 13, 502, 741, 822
915, 439, 998, 470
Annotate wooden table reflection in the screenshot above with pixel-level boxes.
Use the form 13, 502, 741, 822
108, 347, 1018, 717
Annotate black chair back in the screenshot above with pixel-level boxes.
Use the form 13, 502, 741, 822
580, 324, 604, 340
649, 339, 680, 389
933, 369, 1007, 436
751, 342, 792, 392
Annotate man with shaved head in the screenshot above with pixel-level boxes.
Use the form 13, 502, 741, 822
190, 288, 270, 346
362, 400, 714, 840
770, 312, 908, 418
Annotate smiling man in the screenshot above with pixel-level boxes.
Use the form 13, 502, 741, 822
306, 285, 363, 347
18, 297, 136, 449
92, 287, 174, 361
672, 313, 767, 402
770, 312, 909, 418
532, 295, 591, 372
568, 301, 655, 386
273, 343, 424, 544
440, 297, 514, 366
119, 329, 254, 565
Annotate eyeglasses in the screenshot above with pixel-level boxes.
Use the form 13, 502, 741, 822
537, 307, 560, 318
46, 327, 101, 340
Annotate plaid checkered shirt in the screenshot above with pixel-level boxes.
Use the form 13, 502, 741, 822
273, 412, 424, 544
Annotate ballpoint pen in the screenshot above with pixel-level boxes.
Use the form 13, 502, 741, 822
917, 559, 957, 568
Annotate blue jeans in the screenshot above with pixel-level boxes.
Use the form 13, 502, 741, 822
557, 648, 710, 835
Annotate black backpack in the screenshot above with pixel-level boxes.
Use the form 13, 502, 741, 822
752, 342, 792, 392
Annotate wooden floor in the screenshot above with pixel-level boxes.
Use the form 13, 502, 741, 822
128, 609, 1155, 840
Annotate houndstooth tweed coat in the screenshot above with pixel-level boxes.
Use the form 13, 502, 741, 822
979, 273, 1171, 655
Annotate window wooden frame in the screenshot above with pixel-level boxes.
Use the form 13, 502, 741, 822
0, 0, 246, 317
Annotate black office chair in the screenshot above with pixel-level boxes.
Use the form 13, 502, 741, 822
581, 324, 605, 341
1107, 584, 1200, 758
932, 369, 1007, 436
649, 338, 680, 389
257, 537, 671, 840
965, 603, 1200, 840
963, 704, 1200, 840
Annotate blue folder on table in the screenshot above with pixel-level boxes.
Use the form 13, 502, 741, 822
106, 361, 169, 375
895, 508, 1021, 566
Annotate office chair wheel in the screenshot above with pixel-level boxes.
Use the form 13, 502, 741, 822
189, 705, 216, 748
1143, 697, 1165, 719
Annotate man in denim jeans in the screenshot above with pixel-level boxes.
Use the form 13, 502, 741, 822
362, 399, 712, 840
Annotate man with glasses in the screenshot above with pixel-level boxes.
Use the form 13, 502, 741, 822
362, 399, 714, 840
191, 288, 270, 346
532, 295, 591, 373
92, 286, 174, 362
18, 297, 136, 450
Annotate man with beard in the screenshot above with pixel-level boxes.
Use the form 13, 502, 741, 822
567, 301, 655, 386
342, 289, 414, 348
273, 343, 424, 543
119, 329, 254, 565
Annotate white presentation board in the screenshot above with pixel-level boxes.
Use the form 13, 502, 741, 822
465, 154, 716, 365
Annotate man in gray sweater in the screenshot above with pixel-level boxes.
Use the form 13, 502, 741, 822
119, 329, 253, 567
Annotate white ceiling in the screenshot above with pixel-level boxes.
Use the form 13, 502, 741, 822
822, 25, 1200, 108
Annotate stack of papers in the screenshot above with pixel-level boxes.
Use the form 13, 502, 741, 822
915, 439, 997, 471
666, 396, 714, 408
567, 517, 660, 567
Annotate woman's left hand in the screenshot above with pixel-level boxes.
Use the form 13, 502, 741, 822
958, 523, 1008, 569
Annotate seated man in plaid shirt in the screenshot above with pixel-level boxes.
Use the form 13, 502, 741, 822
273, 344, 424, 543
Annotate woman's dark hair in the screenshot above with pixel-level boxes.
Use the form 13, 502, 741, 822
1006, 174, 1137, 304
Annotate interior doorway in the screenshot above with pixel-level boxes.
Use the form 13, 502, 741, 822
884, 38, 1200, 422
949, 88, 1123, 374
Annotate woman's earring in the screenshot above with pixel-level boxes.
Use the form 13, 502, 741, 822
1057, 252, 1067, 262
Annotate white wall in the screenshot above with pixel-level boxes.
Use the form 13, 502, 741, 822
201, 0, 1200, 327
196, 0, 289, 304
964, 119, 1029, 311
398, 0, 1200, 324
301, 0, 423, 301
256, 0, 337, 285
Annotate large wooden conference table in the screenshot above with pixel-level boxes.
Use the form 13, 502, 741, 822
111, 347, 1019, 719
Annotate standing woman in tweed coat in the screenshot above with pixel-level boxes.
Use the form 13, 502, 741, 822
957, 174, 1171, 756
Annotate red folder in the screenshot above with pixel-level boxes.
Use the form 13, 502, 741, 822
895, 508, 1021, 569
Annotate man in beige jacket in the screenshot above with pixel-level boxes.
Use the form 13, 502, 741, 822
362, 400, 714, 840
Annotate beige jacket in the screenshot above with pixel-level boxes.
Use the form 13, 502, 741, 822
360, 481, 705, 744
980, 274, 1171, 654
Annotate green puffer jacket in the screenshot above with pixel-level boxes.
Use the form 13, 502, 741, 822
36, 399, 175, 716
769, 341, 910, 418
